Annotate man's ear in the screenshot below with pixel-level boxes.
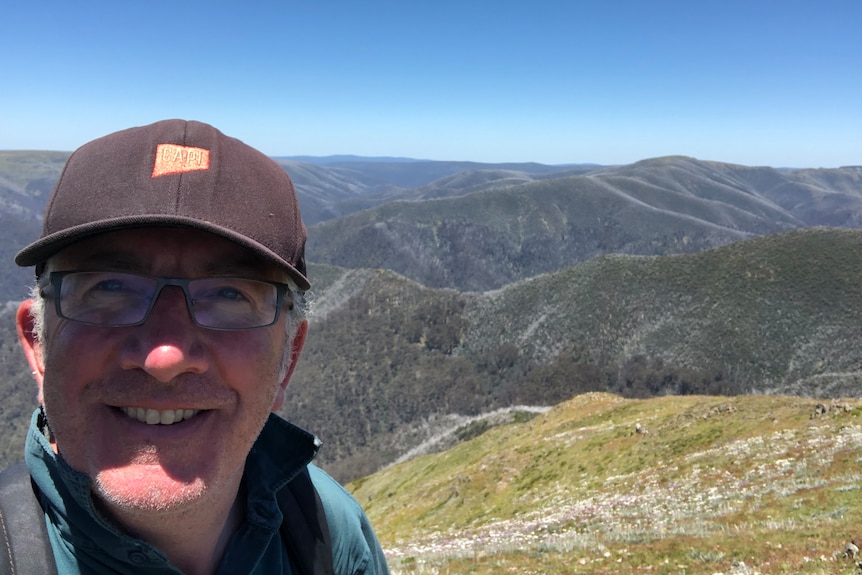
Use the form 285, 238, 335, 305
16, 299, 45, 403
271, 319, 308, 413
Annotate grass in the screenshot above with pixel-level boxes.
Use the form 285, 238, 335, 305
349, 393, 862, 574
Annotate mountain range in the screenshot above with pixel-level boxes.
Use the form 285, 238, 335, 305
1, 152, 862, 484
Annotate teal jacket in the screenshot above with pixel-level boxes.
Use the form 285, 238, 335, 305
24, 409, 390, 574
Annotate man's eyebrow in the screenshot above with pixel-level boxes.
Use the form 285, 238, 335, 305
68, 250, 272, 277
199, 261, 273, 277
66, 251, 144, 272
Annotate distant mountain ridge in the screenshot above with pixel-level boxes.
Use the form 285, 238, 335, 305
305, 156, 862, 291
277, 155, 427, 164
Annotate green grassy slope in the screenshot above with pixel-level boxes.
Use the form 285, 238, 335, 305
353, 392, 862, 575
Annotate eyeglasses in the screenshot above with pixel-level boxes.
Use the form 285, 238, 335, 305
46, 271, 291, 330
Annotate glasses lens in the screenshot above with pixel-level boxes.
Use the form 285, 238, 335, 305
187, 277, 279, 329
54, 272, 282, 329
58, 272, 156, 326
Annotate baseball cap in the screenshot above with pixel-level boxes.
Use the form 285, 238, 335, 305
15, 119, 309, 290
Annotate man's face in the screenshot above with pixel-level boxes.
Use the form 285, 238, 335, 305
23, 227, 297, 516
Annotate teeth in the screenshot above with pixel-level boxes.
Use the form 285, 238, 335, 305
122, 407, 200, 425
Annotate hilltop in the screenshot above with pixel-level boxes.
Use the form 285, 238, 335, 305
353, 392, 862, 575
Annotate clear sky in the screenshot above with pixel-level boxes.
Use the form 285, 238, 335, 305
1, 1, 859, 167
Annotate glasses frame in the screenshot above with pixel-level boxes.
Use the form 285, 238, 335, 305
46, 271, 291, 331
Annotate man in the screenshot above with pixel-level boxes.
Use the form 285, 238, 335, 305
4, 120, 390, 574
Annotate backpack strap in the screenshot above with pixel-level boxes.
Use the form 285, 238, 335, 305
278, 467, 333, 575
0, 462, 58, 575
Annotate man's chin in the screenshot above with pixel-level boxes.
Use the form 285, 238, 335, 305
93, 465, 208, 515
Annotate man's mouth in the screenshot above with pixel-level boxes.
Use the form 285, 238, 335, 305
121, 407, 202, 425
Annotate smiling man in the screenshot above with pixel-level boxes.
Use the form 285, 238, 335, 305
1, 120, 390, 574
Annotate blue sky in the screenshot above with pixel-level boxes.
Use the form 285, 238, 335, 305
1, 1, 859, 167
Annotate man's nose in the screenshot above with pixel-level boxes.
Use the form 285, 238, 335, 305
119, 285, 209, 382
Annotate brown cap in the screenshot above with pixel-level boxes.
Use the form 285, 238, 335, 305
15, 119, 309, 290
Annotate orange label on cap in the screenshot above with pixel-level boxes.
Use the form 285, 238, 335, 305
152, 144, 211, 177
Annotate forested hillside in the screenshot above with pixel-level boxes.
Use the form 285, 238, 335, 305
0, 151, 67, 301
282, 228, 862, 480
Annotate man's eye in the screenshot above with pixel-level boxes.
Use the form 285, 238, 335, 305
207, 287, 250, 302
92, 279, 126, 292
218, 288, 244, 300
